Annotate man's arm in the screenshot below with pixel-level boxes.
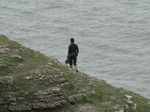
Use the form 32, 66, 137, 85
68, 45, 72, 55
68, 46, 70, 55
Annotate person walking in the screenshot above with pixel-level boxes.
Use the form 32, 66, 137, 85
68, 38, 79, 72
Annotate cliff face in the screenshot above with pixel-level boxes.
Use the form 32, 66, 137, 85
0, 34, 150, 112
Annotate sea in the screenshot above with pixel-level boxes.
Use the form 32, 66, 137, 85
0, 0, 150, 99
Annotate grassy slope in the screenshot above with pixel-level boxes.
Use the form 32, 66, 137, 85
0, 35, 150, 112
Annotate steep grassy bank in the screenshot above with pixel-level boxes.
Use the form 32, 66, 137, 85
0, 34, 150, 112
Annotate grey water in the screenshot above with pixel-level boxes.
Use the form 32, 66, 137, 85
0, 0, 150, 99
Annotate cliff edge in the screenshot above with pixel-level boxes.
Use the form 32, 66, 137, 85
0, 35, 150, 112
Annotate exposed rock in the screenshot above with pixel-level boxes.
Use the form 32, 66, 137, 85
25, 76, 34, 80
0, 44, 10, 53
0, 64, 7, 71
68, 94, 83, 103
0, 76, 14, 87
60, 82, 71, 88
0, 35, 150, 112
125, 95, 132, 99
132, 104, 137, 110
4, 88, 66, 111
125, 94, 138, 110
76, 103, 102, 112
9, 102, 32, 111
125, 95, 133, 104
51, 87, 61, 94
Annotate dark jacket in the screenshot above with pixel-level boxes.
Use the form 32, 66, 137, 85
68, 43, 79, 56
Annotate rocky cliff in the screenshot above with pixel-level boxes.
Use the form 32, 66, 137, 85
0, 34, 150, 112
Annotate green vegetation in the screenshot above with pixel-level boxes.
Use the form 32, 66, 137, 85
13, 75, 46, 92
0, 105, 10, 112
63, 103, 77, 112
50, 57, 150, 111
0, 35, 21, 49
0, 34, 150, 112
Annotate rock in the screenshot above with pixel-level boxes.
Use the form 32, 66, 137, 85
125, 95, 132, 99
60, 82, 71, 88
51, 87, 60, 94
0, 44, 10, 53
127, 100, 133, 104
8, 98, 16, 102
76, 103, 102, 112
6, 88, 66, 111
132, 104, 137, 110
48, 62, 53, 66
0, 64, 8, 73
58, 78, 66, 83
25, 76, 34, 80
10, 54, 22, 59
1, 36, 150, 112
125, 95, 133, 104
46, 103, 55, 108
0, 76, 14, 87
75, 94, 83, 101
32, 102, 48, 109
68, 96, 76, 103
68, 94, 83, 103
9, 102, 32, 111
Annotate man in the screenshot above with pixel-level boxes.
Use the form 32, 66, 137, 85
68, 38, 79, 72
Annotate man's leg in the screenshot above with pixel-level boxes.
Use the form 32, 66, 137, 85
75, 65, 78, 72
69, 56, 73, 69
74, 56, 78, 72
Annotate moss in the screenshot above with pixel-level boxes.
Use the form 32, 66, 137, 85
4, 56, 22, 65
9, 41, 21, 49
63, 103, 77, 112
0, 35, 150, 112
82, 95, 94, 103
0, 105, 10, 112
0, 56, 23, 76
0, 65, 12, 76
13, 75, 46, 92
0, 35, 21, 49
0, 34, 9, 42
55, 58, 150, 111
132, 96, 150, 112
17, 48, 48, 70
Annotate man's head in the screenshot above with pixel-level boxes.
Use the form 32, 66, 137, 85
70, 38, 74, 43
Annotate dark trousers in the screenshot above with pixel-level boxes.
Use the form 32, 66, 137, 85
69, 55, 77, 66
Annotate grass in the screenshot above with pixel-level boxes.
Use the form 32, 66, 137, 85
0, 105, 10, 112
13, 75, 48, 92
17, 47, 48, 68
131, 93, 150, 112
8, 40, 21, 49
0, 34, 9, 42
0, 34, 150, 112
0, 35, 21, 49
82, 95, 94, 103
63, 103, 77, 112
51, 59, 150, 111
